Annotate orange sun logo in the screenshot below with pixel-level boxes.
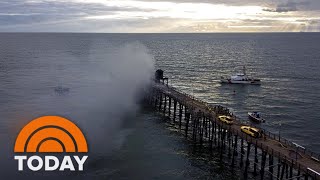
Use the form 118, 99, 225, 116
14, 116, 88, 153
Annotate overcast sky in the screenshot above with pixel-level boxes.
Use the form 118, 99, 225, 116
0, 0, 319, 32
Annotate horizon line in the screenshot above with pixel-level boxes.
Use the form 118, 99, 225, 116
0, 32, 319, 34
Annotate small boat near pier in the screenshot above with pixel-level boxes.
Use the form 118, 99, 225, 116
248, 112, 265, 123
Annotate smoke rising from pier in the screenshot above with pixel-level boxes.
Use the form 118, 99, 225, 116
80, 42, 155, 154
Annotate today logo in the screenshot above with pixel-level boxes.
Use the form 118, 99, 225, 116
14, 116, 88, 171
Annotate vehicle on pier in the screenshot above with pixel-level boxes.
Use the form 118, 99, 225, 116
218, 115, 233, 125
241, 126, 261, 138
220, 66, 261, 85
248, 112, 265, 123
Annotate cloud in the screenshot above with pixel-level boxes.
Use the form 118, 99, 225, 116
0, 0, 319, 32
263, 1, 302, 13
262, 0, 320, 13
0, 0, 151, 26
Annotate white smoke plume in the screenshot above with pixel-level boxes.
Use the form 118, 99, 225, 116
79, 42, 155, 154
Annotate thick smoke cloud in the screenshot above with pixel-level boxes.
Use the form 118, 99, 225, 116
81, 42, 155, 154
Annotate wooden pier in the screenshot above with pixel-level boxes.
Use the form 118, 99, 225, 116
145, 79, 320, 180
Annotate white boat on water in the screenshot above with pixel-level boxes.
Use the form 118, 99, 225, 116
220, 66, 261, 85
248, 112, 265, 123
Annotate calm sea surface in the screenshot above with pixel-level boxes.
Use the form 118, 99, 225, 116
0, 33, 319, 179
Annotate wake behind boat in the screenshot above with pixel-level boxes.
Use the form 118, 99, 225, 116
220, 66, 261, 85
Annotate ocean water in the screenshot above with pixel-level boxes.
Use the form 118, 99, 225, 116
0, 33, 319, 179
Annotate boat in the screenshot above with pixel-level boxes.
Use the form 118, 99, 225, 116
248, 112, 265, 123
220, 66, 261, 85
